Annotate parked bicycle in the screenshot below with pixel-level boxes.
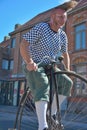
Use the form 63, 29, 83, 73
13, 56, 87, 130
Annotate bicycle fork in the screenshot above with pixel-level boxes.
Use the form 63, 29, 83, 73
49, 66, 64, 130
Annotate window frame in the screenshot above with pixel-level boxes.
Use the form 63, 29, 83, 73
11, 37, 16, 48
74, 23, 86, 51
9, 59, 14, 70
2, 59, 9, 70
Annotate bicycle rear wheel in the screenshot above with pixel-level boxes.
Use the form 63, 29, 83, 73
17, 90, 38, 130
53, 70, 87, 130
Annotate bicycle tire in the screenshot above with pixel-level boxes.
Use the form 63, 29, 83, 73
52, 70, 87, 130
13, 87, 30, 129
15, 89, 37, 130
15, 70, 87, 130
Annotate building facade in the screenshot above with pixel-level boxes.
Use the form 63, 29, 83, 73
66, 0, 87, 96
0, 0, 87, 106
0, 32, 26, 106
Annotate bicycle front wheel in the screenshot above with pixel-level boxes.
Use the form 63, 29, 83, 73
52, 70, 87, 130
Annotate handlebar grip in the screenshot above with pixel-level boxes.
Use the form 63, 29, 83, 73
58, 56, 64, 62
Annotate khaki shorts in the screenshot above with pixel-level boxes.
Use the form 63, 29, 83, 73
22, 64, 73, 102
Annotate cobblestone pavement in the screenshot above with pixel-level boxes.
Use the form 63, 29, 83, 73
0, 105, 87, 130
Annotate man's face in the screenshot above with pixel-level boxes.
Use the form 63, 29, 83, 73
53, 9, 67, 28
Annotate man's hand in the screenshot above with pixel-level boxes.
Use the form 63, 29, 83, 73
26, 62, 38, 71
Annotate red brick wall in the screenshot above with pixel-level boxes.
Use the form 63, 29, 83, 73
66, 9, 87, 69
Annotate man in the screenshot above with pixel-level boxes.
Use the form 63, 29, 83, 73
20, 1, 77, 130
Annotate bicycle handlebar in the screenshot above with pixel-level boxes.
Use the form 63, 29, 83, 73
37, 56, 58, 67
37, 56, 76, 74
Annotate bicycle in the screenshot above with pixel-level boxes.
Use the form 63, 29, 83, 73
13, 56, 87, 130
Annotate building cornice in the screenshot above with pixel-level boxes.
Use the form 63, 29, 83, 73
9, 0, 78, 36
68, 4, 87, 15
9, 17, 50, 36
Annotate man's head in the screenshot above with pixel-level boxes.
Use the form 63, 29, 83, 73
49, 0, 78, 31
50, 8, 67, 29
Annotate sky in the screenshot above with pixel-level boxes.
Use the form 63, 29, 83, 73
0, 0, 70, 42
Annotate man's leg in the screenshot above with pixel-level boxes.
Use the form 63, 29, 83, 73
51, 94, 66, 116
35, 101, 48, 130
22, 65, 49, 130
51, 67, 73, 116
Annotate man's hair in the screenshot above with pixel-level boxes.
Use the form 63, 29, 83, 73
51, 8, 66, 17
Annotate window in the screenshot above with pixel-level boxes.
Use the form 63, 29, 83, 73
75, 23, 86, 50
75, 65, 86, 74
11, 38, 16, 48
73, 65, 87, 96
2, 59, 9, 69
2, 59, 14, 70
9, 60, 14, 70
7, 45, 10, 48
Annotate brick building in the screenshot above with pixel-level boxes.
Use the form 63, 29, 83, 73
66, 0, 87, 95
0, 0, 87, 106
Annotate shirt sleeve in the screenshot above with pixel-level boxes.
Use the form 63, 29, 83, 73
22, 23, 42, 44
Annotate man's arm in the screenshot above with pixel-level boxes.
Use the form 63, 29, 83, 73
62, 52, 70, 71
20, 39, 33, 64
20, 39, 37, 71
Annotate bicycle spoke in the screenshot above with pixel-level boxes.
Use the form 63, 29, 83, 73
14, 70, 87, 130
56, 72, 87, 130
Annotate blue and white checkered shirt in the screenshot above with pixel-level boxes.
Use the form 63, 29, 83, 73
23, 22, 68, 64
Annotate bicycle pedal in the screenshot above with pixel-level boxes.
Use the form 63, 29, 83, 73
47, 115, 63, 130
